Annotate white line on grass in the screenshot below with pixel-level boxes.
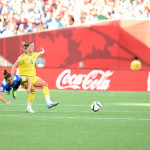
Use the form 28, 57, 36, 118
0, 114, 150, 121
0, 110, 150, 113
1, 103, 150, 107
0, 104, 90, 106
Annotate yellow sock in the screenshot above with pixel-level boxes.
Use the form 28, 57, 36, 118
27, 92, 35, 110
28, 92, 35, 103
43, 86, 51, 105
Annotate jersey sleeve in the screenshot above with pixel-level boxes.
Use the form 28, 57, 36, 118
34, 52, 40, 58
15, 75, 22, 82
17, 56, 24, 64
15, 75, 26, 82
0, 83, 6, 93
21, 77, 26, 82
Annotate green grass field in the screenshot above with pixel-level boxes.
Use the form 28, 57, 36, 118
0, 90, 150, 150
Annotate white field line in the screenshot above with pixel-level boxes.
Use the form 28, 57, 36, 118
1, 103, 150, 107
0, 104, 91, 106
0, 114, 150, 121
13, 90, 150, 99
0, 110, 149, 113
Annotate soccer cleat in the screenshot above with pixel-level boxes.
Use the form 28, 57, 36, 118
12, 90, 17, 99
26, 108, 35, 113
48, 102, 59, 109
6, 91, 10, 95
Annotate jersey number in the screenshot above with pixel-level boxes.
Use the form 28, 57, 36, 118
30, 60, 33, 64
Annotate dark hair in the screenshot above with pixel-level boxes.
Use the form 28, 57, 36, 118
3, 69, 12, 80
134, 56, 138, 60
23, 41, 33, 50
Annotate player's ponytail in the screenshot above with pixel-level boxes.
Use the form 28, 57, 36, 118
3, 69, 8, 75
3, 69, 12, 80
23, 41, 33, 50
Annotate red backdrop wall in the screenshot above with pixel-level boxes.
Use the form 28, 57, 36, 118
0, 20, 150, 69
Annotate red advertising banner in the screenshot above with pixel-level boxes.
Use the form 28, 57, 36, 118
0, 67, 149, 92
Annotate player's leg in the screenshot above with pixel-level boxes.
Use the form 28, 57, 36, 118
12, 81, 21, 99
21, 80, 36, 113
26, 91, 36, 113
34, 77, 59, 108
6, 88, 11, 95
25, 84, 36, 113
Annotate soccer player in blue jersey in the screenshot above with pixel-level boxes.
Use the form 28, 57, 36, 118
0, 69, 32, 105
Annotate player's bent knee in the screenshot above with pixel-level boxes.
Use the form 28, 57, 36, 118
45, 83, 48, 87
42, 82, 48, 87
31, 86, 36, 93
31, 89, 36, 92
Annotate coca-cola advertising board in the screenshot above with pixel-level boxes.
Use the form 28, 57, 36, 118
0, 67, 149, 92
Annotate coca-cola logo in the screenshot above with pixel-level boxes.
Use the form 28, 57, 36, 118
56, 69, 113, 90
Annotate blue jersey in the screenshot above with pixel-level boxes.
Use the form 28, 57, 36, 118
0, 75, 22, 93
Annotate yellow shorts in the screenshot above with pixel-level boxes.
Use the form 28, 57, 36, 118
21, 76, 40, 89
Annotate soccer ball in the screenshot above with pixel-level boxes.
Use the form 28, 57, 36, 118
91, 101, 102, 112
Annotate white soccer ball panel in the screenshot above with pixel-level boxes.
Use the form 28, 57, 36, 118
91, 101, 102, 112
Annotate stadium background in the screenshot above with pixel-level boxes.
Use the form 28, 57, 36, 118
1, 1, 150, 150
0, 19, 150, 91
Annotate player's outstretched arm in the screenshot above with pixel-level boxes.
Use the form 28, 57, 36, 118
26, 78, 32, 94
38, 47, 45, 56
11, 61, 19, 76
0, 92, 12, 105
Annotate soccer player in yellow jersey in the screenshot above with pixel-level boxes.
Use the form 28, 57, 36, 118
11, 41, 59, 113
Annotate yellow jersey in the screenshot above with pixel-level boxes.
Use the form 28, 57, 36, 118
130, 60, 142, 70
17, 52, 40, 76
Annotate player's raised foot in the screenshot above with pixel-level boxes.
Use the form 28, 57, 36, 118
12, 90, 17, 99
6, 91, 10, 95
48, 102, 59, 109
26, 108, 35, 113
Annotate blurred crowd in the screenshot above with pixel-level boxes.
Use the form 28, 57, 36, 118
0, 0, 150, 38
